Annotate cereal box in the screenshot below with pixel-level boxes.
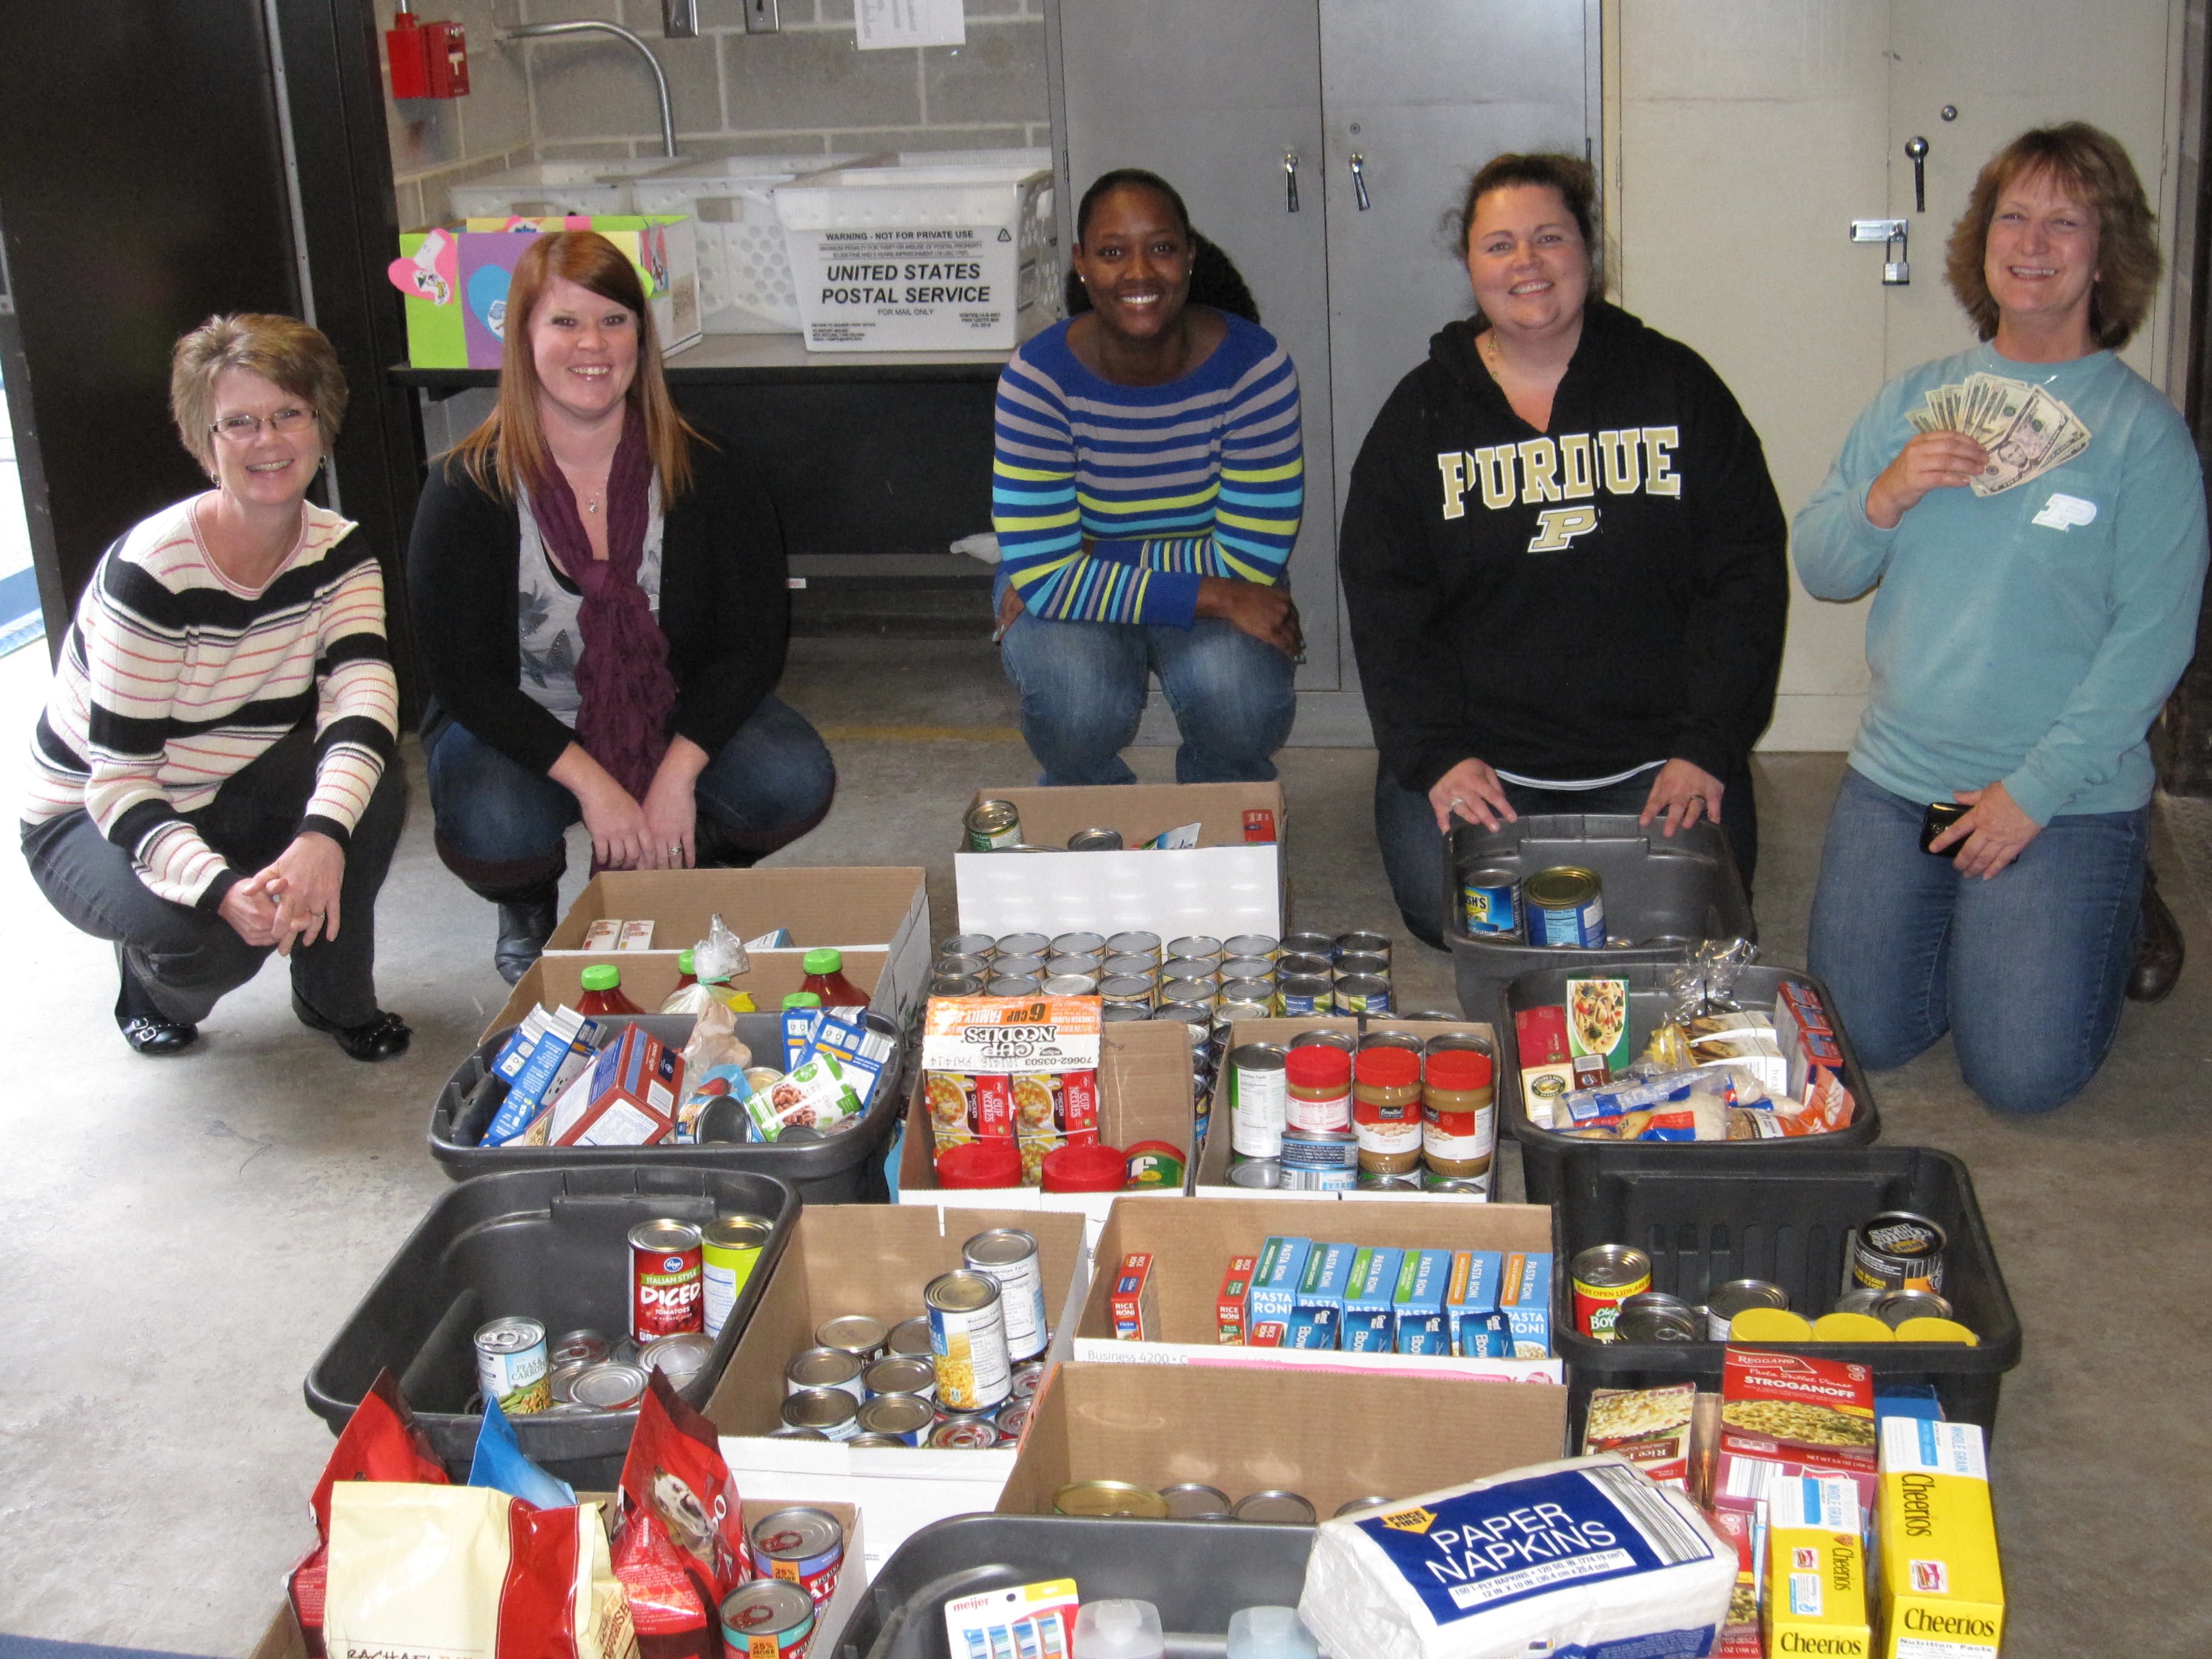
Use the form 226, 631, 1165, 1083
1875, 1419, 2004, 1658
1765, 1474, 1870, 1659
1715, 1349, 1877, 1515
920, 995, 1102, 1185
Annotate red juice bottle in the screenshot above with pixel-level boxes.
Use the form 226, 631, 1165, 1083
575, 962, 643, 1017
799, 947, 868, 1013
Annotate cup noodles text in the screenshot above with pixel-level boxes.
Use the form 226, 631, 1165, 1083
922, 996, 1102, 1184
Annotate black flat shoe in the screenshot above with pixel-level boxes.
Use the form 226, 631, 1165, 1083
2128, 865, 2184, 1003
119, 1013, 198, 1056
293, 996, 413, 1062
494, 885, 559, 984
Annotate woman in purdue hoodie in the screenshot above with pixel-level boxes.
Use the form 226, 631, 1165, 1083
1340, 152, 1788, 948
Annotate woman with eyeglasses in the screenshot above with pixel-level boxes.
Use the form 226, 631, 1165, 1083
22, 314, 410, 1060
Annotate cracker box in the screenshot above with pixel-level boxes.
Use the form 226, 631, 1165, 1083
1108, 1252, 1159, 1342
1765, 1474, 1870, 1658
1715, 1349, 1878, 1515
1876, 1419, 2005, 1658
1342, 1245, 1404, 1355
1216, 1255, 1258, 1345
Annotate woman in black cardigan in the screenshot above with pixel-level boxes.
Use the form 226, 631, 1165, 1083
409, 231, 834, 981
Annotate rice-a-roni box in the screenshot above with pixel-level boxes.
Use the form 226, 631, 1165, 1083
1876, 1419, 2005, 1658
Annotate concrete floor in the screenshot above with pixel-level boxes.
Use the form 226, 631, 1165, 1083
2, 635, 2208, 1655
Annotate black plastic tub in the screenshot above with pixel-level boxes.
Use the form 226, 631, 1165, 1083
1498, 962, 1882, 1203
1549, 1145, 2022, 1430
1445, 814, 1755, 1015
429, 1011, 902, 1205
831, 1513, 1316, 1659
304, 1164, 799, 1487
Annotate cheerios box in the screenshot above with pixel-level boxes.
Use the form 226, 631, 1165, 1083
1875, 1419, 2005, 1658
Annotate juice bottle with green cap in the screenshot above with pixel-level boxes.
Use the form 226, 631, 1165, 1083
781, 991, 822, 1011
799, 947, 868, 1012
575, 962, 643, 1017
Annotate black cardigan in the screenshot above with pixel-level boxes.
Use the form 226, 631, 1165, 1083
406, 427, 789, 776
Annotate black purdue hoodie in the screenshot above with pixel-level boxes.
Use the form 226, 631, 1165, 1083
1339, 300, 1788, 796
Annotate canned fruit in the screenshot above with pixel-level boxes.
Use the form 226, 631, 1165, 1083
964, 799, 1022, 851
702, 1215, 771, 1341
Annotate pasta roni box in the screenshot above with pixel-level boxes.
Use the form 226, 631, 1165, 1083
1876, 1419, 2004, 1658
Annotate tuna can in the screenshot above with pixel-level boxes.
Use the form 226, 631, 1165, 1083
1570, 1244, 1652, 1341
1065, 827, 1124, 851
1220, 954, 1278, 984
1336, 974, 1395, 1015
964, 799, 1022, 851
994, 931, 1051, 957
940, 933, 998, 959
1228, 1158, 1282, 1188
995, 1399, 1031, 1441
853, 1393, 934, 1446
935, 952, 993, 978
1161, 1482, 1235, 1520
785, 1347, 866, 1401
1358, 1170, 1423, 1193
1227, 1044, 1289, 1159
1523, 866, 1607, 948
1224, 934, 1279, 960
1098, 974, 1156, 1008
569, 1361, 649, 1412
1168, 935, 1224, 962
1334, 951, 1393, 981
702, 1215, 773, 1340
930, 973, 985, 998
1279, 974, 1335, 1015
1614, 1292, 1703, 1344
1049, 932, 1107, 957
1008, 1359, 1048, 1403
1876, 1289, 1956, 1327
1234, 1490, 1318, 1525
885, 1316, 933, 1358
1046, 953, 1103, 977
1460, 867, 1523, 936
863, 1355, 936, 1401
1852, 1212, 1948, 1293
987, 974, 1043, 997
751, 1506, 847, 1606
1280, 931, 1339, 960
925, 1269, 1012, 1411
816, 1313, 888, 1362
549, 1328, 611, 1369
781, 1386, 860, 1441
1044, 974, 1099, 995
994, 952, 1048, 980
1705, 1279, 1791, 1341
1832, 1287, 1891, 1318
928, 1414, 1003, 1450
720, 1579, 816, 1659
640, 1332, 716, 1388
964, 1227, 1051, 1362
474, 1317, 551, 1415
1105, 931, 1162, 961
1102, 954, 1159, 980
1277, 951, 1335, 980
1053, 1481, 1170, 1518
629, 1219, 705, 1340
1279, 1127, 1359, 1177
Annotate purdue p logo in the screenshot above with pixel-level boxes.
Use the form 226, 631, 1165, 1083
1527, 505, 1598, 552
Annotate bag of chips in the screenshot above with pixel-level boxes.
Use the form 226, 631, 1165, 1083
612, 1369, 752, 1659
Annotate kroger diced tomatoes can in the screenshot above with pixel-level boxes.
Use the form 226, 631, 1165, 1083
720, 1580, 816, 1659
749, 1506, 846, 1606
473, 1316, 551, 1415
1523, 866, 1607, 948
1570, 1244, 1652, 1341
629, 1219, 705, 1340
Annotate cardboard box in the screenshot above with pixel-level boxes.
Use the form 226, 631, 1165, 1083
1193, 1017, 1499, 1200
484, 950, 888, 1045
702, 1204, 1089, 1574
995, 1361, 1566, 1520
543, 866, 931, 1027
897, 1018, 1193, 1245
953, 783, 1284, 940
250, 1496, 865, 1658
1068, 1196, 1561, 1380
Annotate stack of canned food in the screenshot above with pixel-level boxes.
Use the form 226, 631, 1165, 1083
1050, 1482, 1391, 1523
776, 1227, 1054, 1449
471, 1213, 773, 1417
1462, 860, 1647, 950
1224, 1027, 1498, 1195
716, 1504, 850, 1658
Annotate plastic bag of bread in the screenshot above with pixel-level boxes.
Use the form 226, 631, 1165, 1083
674, 996, 753, 1141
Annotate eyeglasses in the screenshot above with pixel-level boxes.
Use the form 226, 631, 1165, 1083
210, 407, 315, 443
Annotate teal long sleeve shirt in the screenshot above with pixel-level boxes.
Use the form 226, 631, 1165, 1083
1793, 343, 2207, 825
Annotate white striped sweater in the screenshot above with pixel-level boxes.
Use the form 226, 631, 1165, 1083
23, 498, 399, 908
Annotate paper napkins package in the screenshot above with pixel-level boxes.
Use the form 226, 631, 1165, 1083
1297, 1455, 1735, 1659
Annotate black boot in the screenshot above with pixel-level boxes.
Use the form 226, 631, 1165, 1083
113, 946, 196, 1056
494, 882, 560, 984
2128, 865, 2184, 1003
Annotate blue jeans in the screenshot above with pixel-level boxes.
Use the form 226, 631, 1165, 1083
426, 695, 836, 895
1807, 765, 2147, 1115
1373, 759, 1758, 948
997, 600, 1296, 786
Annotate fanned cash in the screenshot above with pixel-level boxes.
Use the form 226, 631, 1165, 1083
1905, 370, 2091, 495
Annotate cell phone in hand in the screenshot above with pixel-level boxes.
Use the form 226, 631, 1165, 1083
1920, 800, 1970, 854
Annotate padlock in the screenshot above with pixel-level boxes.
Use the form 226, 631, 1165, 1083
1883, 229, 1910, 286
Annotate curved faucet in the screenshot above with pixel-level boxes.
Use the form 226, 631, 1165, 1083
504, 21, 677, 158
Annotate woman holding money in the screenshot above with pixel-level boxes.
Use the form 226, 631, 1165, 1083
1797, 122, 2207, 1114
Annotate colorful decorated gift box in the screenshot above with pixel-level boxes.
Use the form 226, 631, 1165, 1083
391, 215, 701, 369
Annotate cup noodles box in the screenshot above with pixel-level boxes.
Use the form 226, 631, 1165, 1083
1875, 1419, 2004, 1659
922, 995, 1101, 1184
1713, 1349, 1877, 1516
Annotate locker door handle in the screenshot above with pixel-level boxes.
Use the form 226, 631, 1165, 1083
1285, 151, 1300, 213
1349, 152, 1370, 211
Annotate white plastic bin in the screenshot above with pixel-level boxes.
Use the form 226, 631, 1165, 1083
631, 152, 882, 333
774, 164, 1061, 352
892, 147, 1054, 173
444, 156, 686, 220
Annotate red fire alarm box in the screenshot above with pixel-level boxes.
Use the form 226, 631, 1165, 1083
425, 21, 470, 97
387, 6, 468, 99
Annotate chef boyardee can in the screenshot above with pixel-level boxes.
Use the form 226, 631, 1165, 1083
1523, 866, 1607, 948
925, 1269, 1012, 1411
1461, 866, 1523, 936
720, 1579, 816, 1659
1570, 1244, 1651, 1341
1852, 1212, 1949, 1293
474, 1316, 551, 1415
1614, 1291, 1702, 1344
1705, 1279, 1790, 1341
964, 799, 1022, 851
963, 1227, 1051, 1362
750, 1506, 846, 1606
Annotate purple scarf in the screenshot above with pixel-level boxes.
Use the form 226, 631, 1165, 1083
532, 409, 678, 799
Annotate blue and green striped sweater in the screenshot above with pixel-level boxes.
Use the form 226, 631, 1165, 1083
991, 311, 1304, 626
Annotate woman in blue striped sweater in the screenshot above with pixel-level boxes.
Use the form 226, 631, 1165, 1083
992, 169, 1304, 784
